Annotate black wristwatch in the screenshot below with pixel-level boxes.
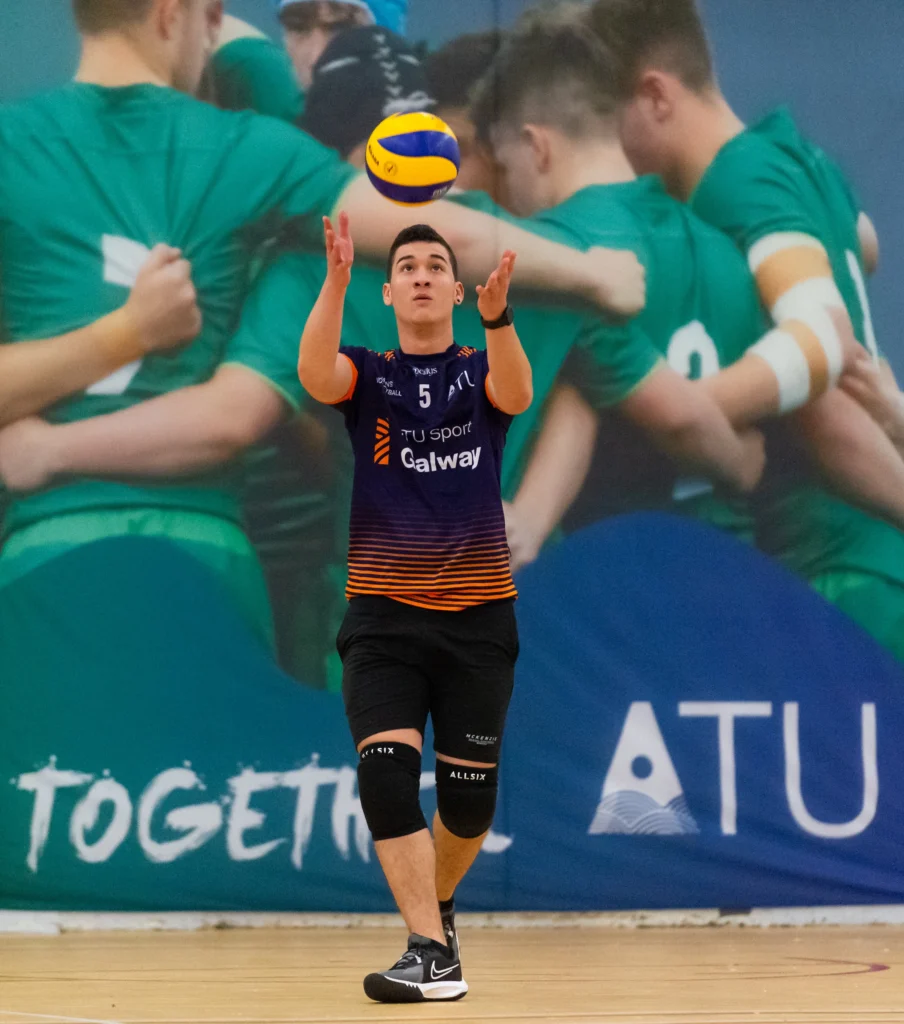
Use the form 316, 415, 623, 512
480, 305, 514, 330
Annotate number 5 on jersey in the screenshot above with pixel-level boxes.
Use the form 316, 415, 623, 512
419, 383, 431, 408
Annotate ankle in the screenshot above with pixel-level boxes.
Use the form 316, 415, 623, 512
438, 895, 455, 913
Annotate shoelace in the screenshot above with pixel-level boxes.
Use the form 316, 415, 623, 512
392, 948, 424, 970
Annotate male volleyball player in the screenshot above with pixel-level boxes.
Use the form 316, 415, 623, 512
0, 0, 644, 632
298, 213, 529, 1002
583, 0, 904, 657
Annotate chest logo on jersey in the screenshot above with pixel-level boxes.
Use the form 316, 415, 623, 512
401, 446, 482, 473
448, 369, 476, 400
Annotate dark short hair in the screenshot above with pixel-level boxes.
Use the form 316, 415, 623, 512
470, 11, 621, 145
425, 30, 504, 111
279, 1, 371, 35
303, 27, 434, 159
387, 225, 459, 281
586, 0, 715, 96
72, 0, 154, 33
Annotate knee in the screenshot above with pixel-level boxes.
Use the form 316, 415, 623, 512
357, 741, 427, 841
435, 760, 499, 839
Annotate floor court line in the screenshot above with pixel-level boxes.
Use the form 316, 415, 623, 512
0, 1012, 123, 1024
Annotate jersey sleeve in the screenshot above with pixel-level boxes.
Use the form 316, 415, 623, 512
330, 346, 371, 426
692, 137, 820, 252
240, 116, 359, 248
565, 316, 663, 409
477, 348, 515, 429
209, 37, 305, 123
222, 253, 324, 412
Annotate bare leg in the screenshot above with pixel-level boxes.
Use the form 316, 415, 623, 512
374, 830, 444, 944
359, 729, 444, 945
433, 753, 496, 901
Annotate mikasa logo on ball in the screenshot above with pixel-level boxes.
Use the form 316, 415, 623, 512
366, 111, 461, 207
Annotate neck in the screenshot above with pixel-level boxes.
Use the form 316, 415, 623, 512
75, 34, 171, 89
547, 138, 636, 206
671, 89, 745, 200
396, 318, 455, 355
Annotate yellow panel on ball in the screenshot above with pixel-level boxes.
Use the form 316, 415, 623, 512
366, 111, 461, 207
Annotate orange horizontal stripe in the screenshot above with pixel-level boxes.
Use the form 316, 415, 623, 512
755, 247, 833, 308
347, 581, 516, 596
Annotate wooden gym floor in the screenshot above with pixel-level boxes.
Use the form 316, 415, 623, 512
1, 925, 903, 1024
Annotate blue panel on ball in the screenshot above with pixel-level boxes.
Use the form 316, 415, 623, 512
366, 165, 457, 205
378, 130, 461, 171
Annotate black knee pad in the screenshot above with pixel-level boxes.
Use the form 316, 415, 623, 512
357, 742, 427, 841
435, 761, 499, 839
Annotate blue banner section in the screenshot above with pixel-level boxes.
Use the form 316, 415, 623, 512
2, 518, 903, 912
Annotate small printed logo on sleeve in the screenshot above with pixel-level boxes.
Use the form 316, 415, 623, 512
374, 418, 390, 466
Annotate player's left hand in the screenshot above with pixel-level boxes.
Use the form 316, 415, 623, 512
840, 353, 904, 442
477, 251, 516, 322
0, 417, 57, 492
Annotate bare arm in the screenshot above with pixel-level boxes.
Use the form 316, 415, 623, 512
479, 252, 532, 416
0, 365, 286, 492
336, 175, 645, 317
858, 213, 879, 276
0, 245, 200, 428
840, 356, 904, 454
700, 306, 856, 428
297, 214, 355, 404
621, 365, 765, 494
793, 388, 904, 530
506, 384, 598, 571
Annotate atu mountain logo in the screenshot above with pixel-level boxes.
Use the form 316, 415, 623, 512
588, 702, 699, 836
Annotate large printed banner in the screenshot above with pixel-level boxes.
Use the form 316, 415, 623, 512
2, 516, 903, 912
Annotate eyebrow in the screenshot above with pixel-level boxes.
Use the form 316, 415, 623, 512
395, 251, 449, 266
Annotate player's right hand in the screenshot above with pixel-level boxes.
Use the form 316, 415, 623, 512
736, 427, 766, 493
324, 212, 354, 288
586, 247, 646, 317
126, 244, 202, 354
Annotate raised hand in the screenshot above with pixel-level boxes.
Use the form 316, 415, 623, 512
126, 244, 202, 353
477, 250, 516, 322
323, 211, 354, 288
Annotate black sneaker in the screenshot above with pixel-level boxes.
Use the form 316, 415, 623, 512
440, 898, 460, 961
363, 934, 468, 1003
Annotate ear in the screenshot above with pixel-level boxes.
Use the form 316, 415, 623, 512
156, 0, 183, 42
636, 70, 676, 123
382, 282, 393, 306
454, 282, 465, 305
207, 2, 225, 49
523, 124, 552, 175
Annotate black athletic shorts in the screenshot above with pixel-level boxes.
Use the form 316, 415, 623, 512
337, 596, 519, 762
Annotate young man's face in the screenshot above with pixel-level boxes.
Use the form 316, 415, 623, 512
384, 242, 465, 326
170, 0, 222, 94
282, 26, 333, 90
490, 124, 550, 218
439, 107, 504, 203
617, 93, 672, 178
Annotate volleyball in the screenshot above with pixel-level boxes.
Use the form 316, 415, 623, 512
365, 112, 461, 207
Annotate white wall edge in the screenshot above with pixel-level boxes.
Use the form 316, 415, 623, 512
3, 905, 904, 935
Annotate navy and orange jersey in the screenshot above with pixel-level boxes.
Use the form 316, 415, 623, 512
330, 342, 517, 611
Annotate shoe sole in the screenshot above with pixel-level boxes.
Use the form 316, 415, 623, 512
363, 974, 469, 1003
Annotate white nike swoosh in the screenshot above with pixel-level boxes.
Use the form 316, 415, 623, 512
430, 962, 458, 980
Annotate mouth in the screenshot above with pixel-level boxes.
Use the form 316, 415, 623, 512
413, 295, 432, 303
